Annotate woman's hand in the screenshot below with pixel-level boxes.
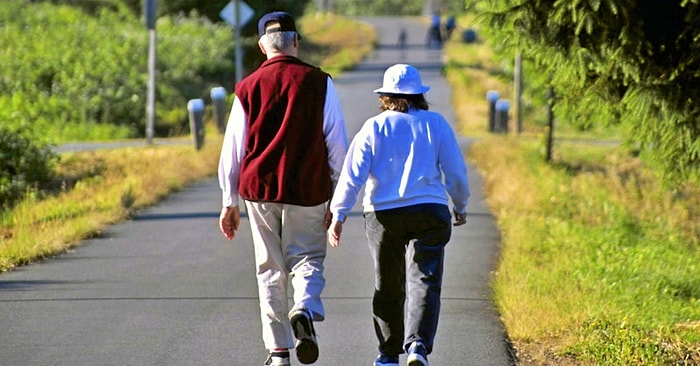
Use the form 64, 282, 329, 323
453, 211, 467, 226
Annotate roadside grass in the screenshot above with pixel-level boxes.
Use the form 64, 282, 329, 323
0, 131, 223, 272
299, 13, 376, 76
443, 36, 505, 137
445, 17, 700, 366
0, 14, 375, 273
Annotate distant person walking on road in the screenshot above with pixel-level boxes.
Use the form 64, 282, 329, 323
444, 15, 456, 41
327, 64, 470, 366
426, 13, 442, 48
218, 11, 348, 366
398, 26, 407, 49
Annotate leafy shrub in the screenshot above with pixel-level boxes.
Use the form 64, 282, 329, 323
0, 127, 57, 208
332, 0, 423, 15
0, 0, 234, 141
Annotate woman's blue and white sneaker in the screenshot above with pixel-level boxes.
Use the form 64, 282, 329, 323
406, 342, 429, 366
374, 354, 399, 366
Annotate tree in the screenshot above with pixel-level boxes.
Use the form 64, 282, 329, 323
45, 0, 311, 35
478, 0, 700, 182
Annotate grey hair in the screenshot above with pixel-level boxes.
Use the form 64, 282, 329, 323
260, 31, 296, 51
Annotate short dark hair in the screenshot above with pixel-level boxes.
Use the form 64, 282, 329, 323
378, 94, 429, 112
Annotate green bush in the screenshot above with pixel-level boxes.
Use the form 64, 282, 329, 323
0, 127, 57, 208
0, 0, 234, 142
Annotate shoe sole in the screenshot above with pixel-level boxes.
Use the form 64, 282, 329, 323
407, 354, 428, 366
291, 313, 318, 364
264, 360, 290, 366
265, 355, 291, 366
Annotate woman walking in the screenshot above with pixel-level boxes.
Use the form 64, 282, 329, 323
327, 64, 470, 366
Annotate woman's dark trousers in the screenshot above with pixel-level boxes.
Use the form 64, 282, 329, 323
364, 203, 452, 356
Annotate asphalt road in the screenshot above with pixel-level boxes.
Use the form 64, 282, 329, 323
0, 17, 515, 366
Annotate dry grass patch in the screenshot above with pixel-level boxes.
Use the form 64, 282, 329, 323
470, 138, 700, 365
299, 13, 376, 76
444, 39, 511, 136
0, 134, 223, 272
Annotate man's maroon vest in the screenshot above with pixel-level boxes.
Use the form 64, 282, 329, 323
235, 55, 332, 206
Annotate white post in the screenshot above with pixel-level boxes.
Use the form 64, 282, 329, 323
146, 28, 156, 144
144, 0, 157, 144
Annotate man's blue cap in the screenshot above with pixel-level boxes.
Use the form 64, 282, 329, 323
258, 11, 301, 39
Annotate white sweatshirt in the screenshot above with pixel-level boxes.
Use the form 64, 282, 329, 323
330, 108, 470, 222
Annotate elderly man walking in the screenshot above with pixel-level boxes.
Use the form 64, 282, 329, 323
217, 11, 348, 366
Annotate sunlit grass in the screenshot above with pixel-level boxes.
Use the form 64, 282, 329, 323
444, 38, 508, 137
0, 131, 223, 271
472, 139, 700, 365
299, 13, 376, 76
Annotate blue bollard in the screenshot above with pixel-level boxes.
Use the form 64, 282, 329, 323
495, 99, 510, 133
187, 99, 205, 150
462, 28, 477, 43
486, 91, 500, 132
210, 87, 227, 134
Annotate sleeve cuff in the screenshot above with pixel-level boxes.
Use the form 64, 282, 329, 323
336, 213, 347, 223
223, 196, 238, 207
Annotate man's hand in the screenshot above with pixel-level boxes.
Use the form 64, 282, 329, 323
327, 220, 343, 247
324, 202, 333, 229
219, 206, 241, 240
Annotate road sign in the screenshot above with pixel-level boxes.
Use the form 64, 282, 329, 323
220, 1, 254, 28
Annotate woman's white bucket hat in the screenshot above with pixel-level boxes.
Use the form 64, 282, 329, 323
373, 64, 430, 95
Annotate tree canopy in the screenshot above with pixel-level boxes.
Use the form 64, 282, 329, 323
478, 0, 700, 182
45, 0, 312, 36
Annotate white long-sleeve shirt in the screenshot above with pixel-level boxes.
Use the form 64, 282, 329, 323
218, 77, 348, 207
330, 109, 470, 222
